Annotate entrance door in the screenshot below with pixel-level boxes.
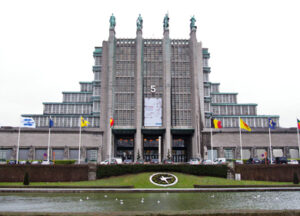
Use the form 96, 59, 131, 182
115, 136, 134, 161
143, 136, 161, 162
172, 136, 189, 162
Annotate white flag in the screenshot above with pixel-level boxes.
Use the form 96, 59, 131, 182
20, 117, 36, 128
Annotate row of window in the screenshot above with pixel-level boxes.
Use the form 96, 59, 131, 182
43, 104, 92, 115
80, 83, 93, 92
211, 105, 257, 116
30, 116, 100, 128
211, 94, 237, 104
0, 148, 98, 161
63, 93, 92, 103
207, 148, 299, 160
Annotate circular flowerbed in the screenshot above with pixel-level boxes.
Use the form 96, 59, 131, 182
149, 173, 178, 187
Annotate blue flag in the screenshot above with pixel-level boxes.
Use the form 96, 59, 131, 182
49, 117, 54, 128
20, 117, 36, 128
268, 118, 276, 129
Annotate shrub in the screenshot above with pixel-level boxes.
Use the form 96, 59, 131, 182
293, 172, 299, 184
54, 160, 76, 165
23, 172, 30, 185
97, 164, 228, 179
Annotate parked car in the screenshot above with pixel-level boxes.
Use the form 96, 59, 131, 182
41, 160, 54, 165
188, 158, 200, 165
8, 160, 16, 165
213, 158, 227, 164
0, 159, 6, 164
31, 160, 41, 165
202, 159, 213, 165
235, 160, 243, 164
163, 159, 173, 164
275, 157, 288, 164
19, 160, 27, 165
150, 158, 159, 164
246, 158, 261, 164
136, 159, 145, 164
288, 159, 298, 164
123, 159, 133, 164
100, 159, 118, 165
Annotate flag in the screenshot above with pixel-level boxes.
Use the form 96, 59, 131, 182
268, 118, 276, 129
297, 119, 300, 130
80, 117, 90, 127
20, 117, 36, 128
211, 118, 222, 128
110, 117, 114, 127
49, 117, 54, 128
240, 118, 251, 131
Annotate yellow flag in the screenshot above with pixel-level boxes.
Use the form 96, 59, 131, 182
240, 118, 251, 131
81, 117, 90, 127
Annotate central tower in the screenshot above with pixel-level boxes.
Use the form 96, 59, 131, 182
100, 14, 205, 162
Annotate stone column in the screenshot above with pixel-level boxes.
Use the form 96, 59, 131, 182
189, 28, 204, 159
250, 147, 255, 158
163, 29, 172, 160
134, 29, 143, 161
100, 28, 116, 160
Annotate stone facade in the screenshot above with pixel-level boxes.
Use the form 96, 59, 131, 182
0, 15, 297, 163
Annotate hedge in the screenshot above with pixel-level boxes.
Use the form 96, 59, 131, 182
97, 164, 228, 179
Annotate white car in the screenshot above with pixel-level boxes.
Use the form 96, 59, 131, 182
188, 158, 200, 165
202, 159, 212, 165
41, 160, 53, 165
288, 160, 298, 164
100, 158, 122, 165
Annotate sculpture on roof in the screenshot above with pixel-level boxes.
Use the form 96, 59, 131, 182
136, 14, 143, 30
190, 16, 197, 30
109, 13, 116, 29
163, 13, 169, 30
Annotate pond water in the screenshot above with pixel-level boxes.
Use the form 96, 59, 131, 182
1, 191, 300, 212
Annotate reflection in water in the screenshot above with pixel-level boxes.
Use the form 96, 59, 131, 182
0, 192, 300, 212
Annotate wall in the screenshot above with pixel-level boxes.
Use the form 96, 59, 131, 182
235, 164, 300, 182
0, 165, 89, 182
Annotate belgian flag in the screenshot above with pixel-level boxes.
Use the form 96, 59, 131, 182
211, 118, 222, 129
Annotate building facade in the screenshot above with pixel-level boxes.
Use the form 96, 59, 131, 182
1, 15, 298, 163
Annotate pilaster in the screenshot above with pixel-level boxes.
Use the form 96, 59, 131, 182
135, 29, 143, 161
189, 29, 204, 159
163, 29, 172, 160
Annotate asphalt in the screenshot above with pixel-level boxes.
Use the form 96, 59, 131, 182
1, 187, 300, 193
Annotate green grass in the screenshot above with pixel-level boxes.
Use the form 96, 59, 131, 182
0, 172, 292, 188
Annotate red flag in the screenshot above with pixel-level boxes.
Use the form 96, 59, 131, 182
297, 119, 300, 130
110, 117, 114, 127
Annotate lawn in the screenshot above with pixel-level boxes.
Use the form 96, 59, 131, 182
0, 172, 292, 188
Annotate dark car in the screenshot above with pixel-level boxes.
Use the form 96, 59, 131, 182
261, 158, 275, 164
163, 159, 173, 164
150, 158, 159, 164
246, 158, 261, 164
123, 159, 133, 164
275, 157, 288, 164
136, 159, 145, 164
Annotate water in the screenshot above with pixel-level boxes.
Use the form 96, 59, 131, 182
1, 192, 300, 212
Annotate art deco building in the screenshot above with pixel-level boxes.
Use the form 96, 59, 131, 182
19, 14, 283, 162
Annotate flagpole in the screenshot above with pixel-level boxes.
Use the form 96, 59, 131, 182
268, 127, 273, 164
210, 126, 213, 161
16, 127, 21, 164
78, 117, 82, 164
109, 126, 112, 163
297, 124, 300, 158
239, 117, 243, 162
47, 117, 51, 162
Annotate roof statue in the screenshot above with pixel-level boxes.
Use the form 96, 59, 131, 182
190, 16, 197, 30
136, 14, 143, 30
163, 13, 169, 30
109, 13, 116, 29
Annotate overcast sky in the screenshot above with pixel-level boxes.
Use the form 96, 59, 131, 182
0, 0, 299, 128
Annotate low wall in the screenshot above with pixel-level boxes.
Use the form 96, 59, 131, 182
0, 165, 89, 182
235, 164, 300, 182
